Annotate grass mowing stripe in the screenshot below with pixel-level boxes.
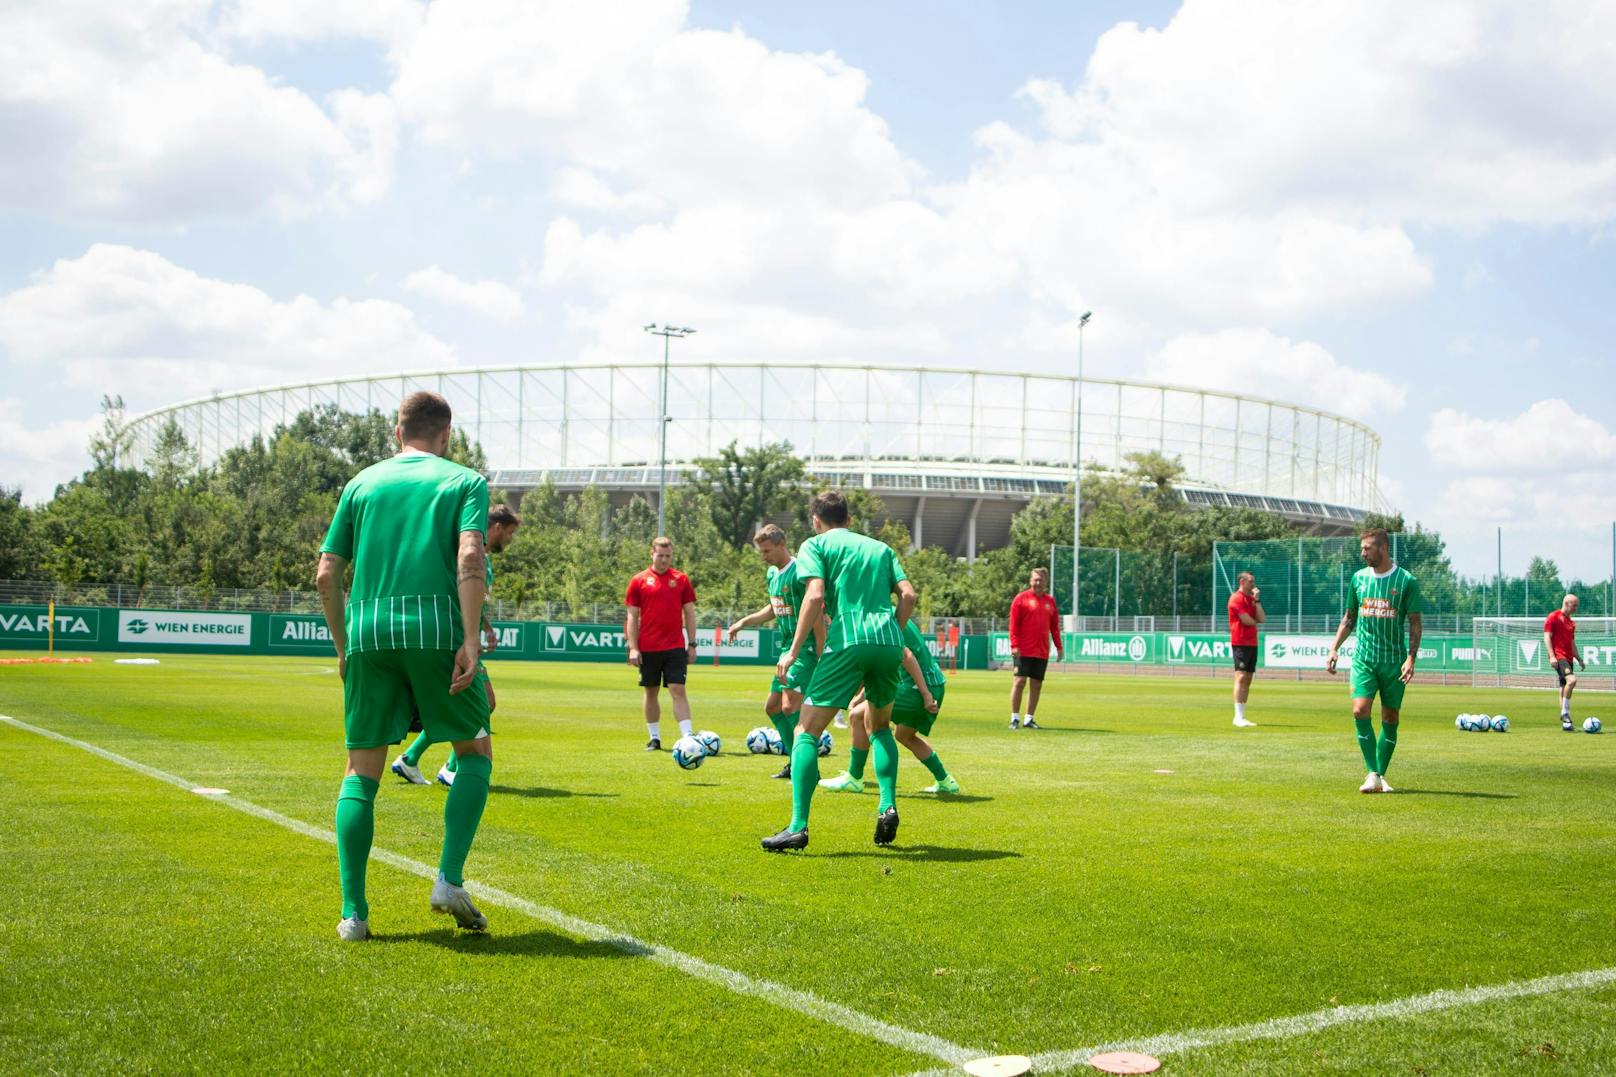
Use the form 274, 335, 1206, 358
903, 966, 1616, 1076
0, 712, 977, 1068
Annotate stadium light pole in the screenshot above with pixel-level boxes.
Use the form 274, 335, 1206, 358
643, 324, 697, 536
1072, 311, 1092, 631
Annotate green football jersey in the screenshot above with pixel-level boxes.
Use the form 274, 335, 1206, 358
898, 619, 946, 690
795, 528, 908, 650
766, 558, 806, 649
320, 451, 489, 653
1348, 564, 1423, 666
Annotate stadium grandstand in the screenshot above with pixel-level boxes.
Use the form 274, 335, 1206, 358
120, 361, 1386, 559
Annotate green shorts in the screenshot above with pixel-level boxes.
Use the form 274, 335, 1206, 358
891, 680, 945, 735
806, 642, 904, 710
1350, 660, 1407, 711
770, 647, 819, 695
344, 649, 493, 750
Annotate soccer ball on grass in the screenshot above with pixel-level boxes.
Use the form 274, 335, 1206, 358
746, 727, 773, 754
672, 736, 707, 770
1492, 715, 1510, 732
1473, 714, 1493, 732
695, 730, 722, 756
1585, 717, 1603, 734
817, 731, 833, 757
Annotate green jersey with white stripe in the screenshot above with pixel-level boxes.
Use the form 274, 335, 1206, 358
766, 559, 805, 649
898, 619, 946, 690
1348, 564, 1423, 667
795, 527, 909, 650
320, 450, 490, 653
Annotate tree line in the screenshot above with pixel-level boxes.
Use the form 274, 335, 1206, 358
2, 400, 1603, 620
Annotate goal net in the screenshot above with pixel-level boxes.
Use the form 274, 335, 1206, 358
1470, 616, 1616, 690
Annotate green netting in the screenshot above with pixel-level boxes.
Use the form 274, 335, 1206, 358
1048, 545, 1212, 619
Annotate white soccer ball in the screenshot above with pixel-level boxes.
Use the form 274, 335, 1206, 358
766, 727, 785, 755
672, 735, 707, 770
746, 726, 774, 754
1473, 714, 1493, 732
817, 731, 833, 757
1456, 715, 1470, 731
1492, 715, 1510, 732
1585, 717, 1603, 734
696, 729, 722, 756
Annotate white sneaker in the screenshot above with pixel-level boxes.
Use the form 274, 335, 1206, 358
1009, 717, 1021, 730
833, 716, 849, 729
436, 765, 456, 787
1378, 777, 1394, 794
1359, 772, 1384, 794
390, 754, 427, 785
430, 874, 488, 931
336, 916, 369, 941
1233, 716, 1257, 728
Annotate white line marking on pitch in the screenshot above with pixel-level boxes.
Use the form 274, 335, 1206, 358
905, 965, 1616, 1076
1, 713, 977, 1068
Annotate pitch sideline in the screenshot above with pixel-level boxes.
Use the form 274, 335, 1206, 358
0, 713, 978, 1069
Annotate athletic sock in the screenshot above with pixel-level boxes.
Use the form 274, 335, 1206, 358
921, 751, 948, 782
336, 774, 379, 921
1026, 712, 1036, 724
1376, 722, 1399, 777
1234, 702, 1246, 721
402, 731, 430, 767
1354, 718, 1378, 773
769, 710, 795, 745
647, 721, 661, 740
439, 753, 491, 886
788, 733, 820, 832
443, 750, 459, 775
1010, 712, 1019, 724
678, 719, 694, 738
1561, 699, 1571, 717
871, 728, 899, 812
848, 745, 870, 780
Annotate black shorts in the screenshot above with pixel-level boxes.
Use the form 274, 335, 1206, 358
1552, 658, 1575, 687
1014, 655, 1049, 680
1232, 645, 1258, 673
639, 647, 689, 688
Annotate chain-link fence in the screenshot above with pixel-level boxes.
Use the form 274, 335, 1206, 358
1046, 545, 1213, 624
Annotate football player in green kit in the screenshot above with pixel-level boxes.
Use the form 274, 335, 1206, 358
762, 491, 917, 852
1326, 527, 1423, 794
726, 524, 827, 780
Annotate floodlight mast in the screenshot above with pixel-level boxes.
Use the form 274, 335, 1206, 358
642, 324, 697, 536
1072, 311, 1092, 634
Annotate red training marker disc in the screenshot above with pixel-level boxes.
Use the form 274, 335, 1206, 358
1089, 1051, 1161, 1074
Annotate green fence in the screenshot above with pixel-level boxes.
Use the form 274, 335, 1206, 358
1047, 546, 1212, 619
0, 605, 993, 670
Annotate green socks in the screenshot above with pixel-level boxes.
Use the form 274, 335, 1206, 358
848, 745, 870, 780
788, 732, 820, 832
439, 753, 492, 886
443, 750, 459, 775
1354, 718, 1378, 773
336, 774, 379, 920
402, 730, 430, 767
871, 728, 899, 812
1377, 721, 1398, 777
770, 711, 796, 747
920, 751, 948, 782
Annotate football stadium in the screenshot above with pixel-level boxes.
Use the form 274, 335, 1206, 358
119, 361, 1386, 558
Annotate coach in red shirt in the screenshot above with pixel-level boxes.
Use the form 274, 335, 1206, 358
1228, 571, 1264, 727
626, 536, 698, 751
1008, 567, 1062, 730
1544, 593, 1583, 731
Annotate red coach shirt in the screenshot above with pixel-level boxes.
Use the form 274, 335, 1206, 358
626, 567, 696, 652
1009, 590, 1061, 659
1545, 610, 1577, 662
1228, 591, 1259, 648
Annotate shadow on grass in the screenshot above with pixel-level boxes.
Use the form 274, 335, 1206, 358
895, 792, 994, 804
372, 928, 642, 958
1391, 788, 1518, 800
1028, 727, 1117, 735
489, 785, 618, 799
819, 844, 1022, 863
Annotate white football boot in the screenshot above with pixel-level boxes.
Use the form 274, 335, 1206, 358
390, 754, 428, 785
1359, 772, 1384, 794
436, 765, 456, 787
1233, 716, 1257, 728
430, 875, 488, 931
336, 916, 369, 941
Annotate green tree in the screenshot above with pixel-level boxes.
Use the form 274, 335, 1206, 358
0, 487, 34, 579
694, 441, 808, 549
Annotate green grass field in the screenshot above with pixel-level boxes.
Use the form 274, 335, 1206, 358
3, 654, 1614, 1074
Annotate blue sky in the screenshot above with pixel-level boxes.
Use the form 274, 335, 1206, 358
1, 0, 1613, 580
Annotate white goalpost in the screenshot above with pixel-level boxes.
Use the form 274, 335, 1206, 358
1470, 617, 1616, 691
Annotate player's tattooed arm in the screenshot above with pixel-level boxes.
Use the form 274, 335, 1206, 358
1402, 612, 1422, 682
1326, 606, 1356, 674
451, 531, 486, 694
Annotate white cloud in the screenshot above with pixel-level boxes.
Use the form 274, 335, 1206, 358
0, 0, 397, 221
0, 245, 455, 402
0, 400, 100, 503
401, 265, 525, 320
222, 0, 426, 50
1145, 328, 1407, 421
1427, 399, 1616, 475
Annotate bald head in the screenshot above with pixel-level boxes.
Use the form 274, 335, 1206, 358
1564, 594, 1579, 615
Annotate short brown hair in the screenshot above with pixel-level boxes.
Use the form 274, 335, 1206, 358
1238, 571, 1255, 583
810, 490, 849, 526
753, 524, 786, 546
1361, 527, 1389, 547
398, 391, 452, 441
489, 504, 520, 527
652, 535, 673, 550
1031, 567, 1049, 580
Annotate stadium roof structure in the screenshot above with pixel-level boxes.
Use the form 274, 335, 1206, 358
123, 361, 1386, 557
